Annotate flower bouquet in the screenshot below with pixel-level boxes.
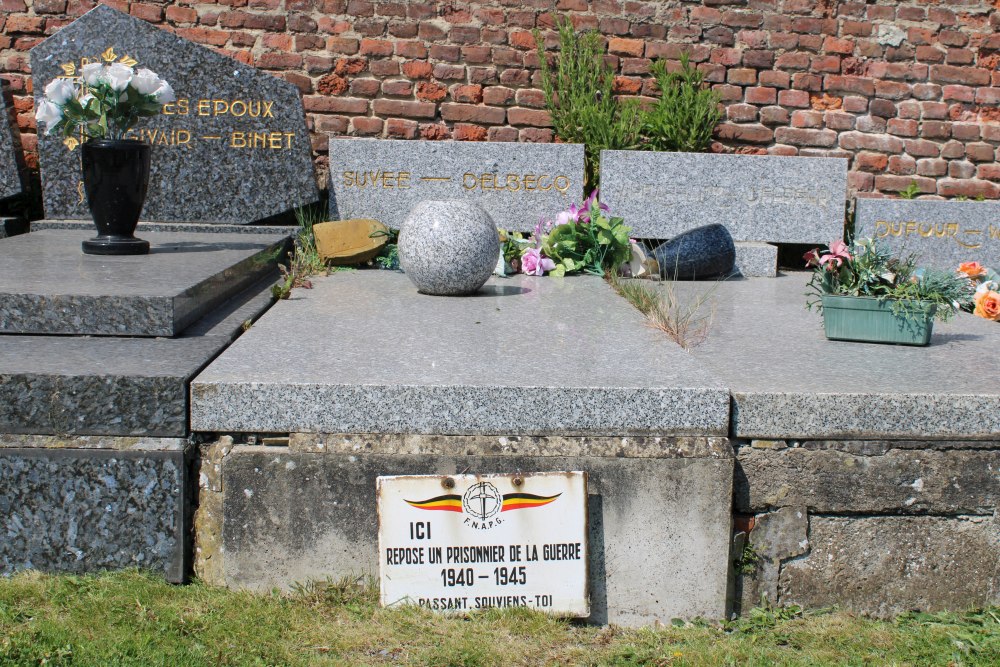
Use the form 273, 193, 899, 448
35, 61, 174, 255
805, 238, 974, 345
957, 262, 1000, 321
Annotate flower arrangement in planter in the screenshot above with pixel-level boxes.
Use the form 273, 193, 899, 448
35, 61, 175, 255
805, 238, 973, 346
501, 191, 637, 278
957, 262, 1000, 321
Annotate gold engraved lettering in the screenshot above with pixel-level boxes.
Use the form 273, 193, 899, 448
399, 171, 411, 189
505, 174, 520, 192
463, 173, 477, 190
553, 175, 570, 193
60, 62, 76, 76
214, 100, 229, 115
990, 225, 1000, 240
538, 175, 553, 191
263, 101, 274, 118
63, 137, 79, 151
874, 220, 889, 238
197, 100, 211, 116
523, 174, 537, 191
230, 100, 247, 117
420, 176, 451, 182
101, 47, 117, 63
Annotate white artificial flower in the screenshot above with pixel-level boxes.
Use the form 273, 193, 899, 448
152, 80, 175, 104
81, 62, 105, 86
131, 68, 160, 96
79, 93, 95, 107
43, 78, 76, 106
105, 62, 134, 92
34, 99, 63, 134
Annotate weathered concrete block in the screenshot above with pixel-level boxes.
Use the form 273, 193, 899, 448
210, 435, 733, 626
735, 442, 1000, 514
779, 516, 1000, 617
0, 442, 191, 582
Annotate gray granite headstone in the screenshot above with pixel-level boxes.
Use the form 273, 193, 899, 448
30, 5, 318, 223
328, 138, 585, 231
600, 151, 848, 244
855, 199, 1000, 271
0, 81, 25, 203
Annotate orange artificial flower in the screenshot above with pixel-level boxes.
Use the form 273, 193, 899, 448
958, 262, 987, 279
973, 289, 1000, 321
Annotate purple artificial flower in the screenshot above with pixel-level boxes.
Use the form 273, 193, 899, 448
521, 247, 555, 276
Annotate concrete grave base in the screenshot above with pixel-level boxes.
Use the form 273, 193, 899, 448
0, 217, 26, 238
0, 435, 192, 583
196, 434, 734, 627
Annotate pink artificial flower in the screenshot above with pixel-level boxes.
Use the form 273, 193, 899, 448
803, 248, 822, 268
577, 189, 610, 224
555, 203, 583, 226
521, 247, 555, 276
819, 239, 851, 270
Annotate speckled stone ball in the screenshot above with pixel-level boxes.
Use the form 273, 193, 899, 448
398, 200, 500, 296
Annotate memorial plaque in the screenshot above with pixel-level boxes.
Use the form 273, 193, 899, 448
855, 199, 1000, 271
600, 150, 848, 243
328, 138, 585, 231
0, 83, 24, 202
30, 5, 318, 223
377, 472, 588, 616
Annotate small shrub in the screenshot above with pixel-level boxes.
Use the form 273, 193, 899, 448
641, 53, 722, 153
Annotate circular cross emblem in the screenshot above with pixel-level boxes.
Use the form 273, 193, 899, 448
462, 481, 502, 520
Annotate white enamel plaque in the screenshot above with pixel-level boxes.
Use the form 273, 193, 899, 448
377, 472, 589, 616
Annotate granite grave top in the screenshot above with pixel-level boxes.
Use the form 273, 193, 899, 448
677, 272, 1000, 439
0, 82, 24, 203
600, 151, 848, 244
0, 272, 276, 437
328, 138, 585, 231
190, 271, 729, 436
855, 198, 1000, 271
0, 229, 287, 336
31, 5, 318, 223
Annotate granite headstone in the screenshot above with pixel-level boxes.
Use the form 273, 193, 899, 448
855, 199, 1000, 271
0, 80, 25, 203
600, 151, 848, 244
328, 138, 584, 230
30, 5, 318, 223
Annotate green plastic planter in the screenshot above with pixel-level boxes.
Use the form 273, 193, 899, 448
821, 294, 937, 346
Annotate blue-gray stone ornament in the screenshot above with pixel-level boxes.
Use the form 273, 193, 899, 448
649, 224, 736, 280
398, 200, 500, 296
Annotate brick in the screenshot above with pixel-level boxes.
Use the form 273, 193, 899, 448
453, 124, 488, 141
728, 103, 759, 122
977, 165, 1000, 182
951, 123, 981, 142
946, 49, 975, 66
874, 175, 935, 194
507, 107, 551, 127
966, 143, 996, 163
449, 26, 481, 44
351, 117, 384, 135
514, 88, 545, 108
823, 36, 854, 55
483, 86, 514, 106
848, 171, 874, 191
744, 50, 773, 68
824, 111, 854, 131
419, 123, 450, 140
711, 48, 743, 66
451, 84, 483, 104
349, 78, 380, 97
461, 45, 491, 64
712, 84, 743, 102
916, 158, 948, 177
257, 53, 302, 69
869, 99, 896, 118
715, 123, 774, 143
415, 81, 447, 102
402, 60, 433, 79
887, 154, 916, 175
855, 151, 888, 172
727, 68, 757, 85
778, 89, 810, 107
608, 37, 643, 57
381, 79, 413, 96
904, 139, 940, 158
839, 131, 904, 153
430, 44, 461, 62
775, 127, 837, 147
759, 105, 789, 126
433, 64, 465, 81
440, 103, 506, 124
842, 95, 868, 113
920, 121, 951, 140
911, 83, 941, 100
791, 73, 822, 91
948, 161, 977, 179
775, 52, 810, 70
746, 86, 776, 104
769, 144, 799, 156
790, 110, 823, 128
317, 73, 349, 95
758, 70, 789, 88
369, 60, 399, 76
921, 102, 949, 120
937, 179, 999, 199
165, 6, 198, 23
488, 126, 518, 142
874, 81, 911, 100
810, 55, 841, 73
942, 86, 975, 103
887, 119, 917, 137
940, 141, 965, 159
824, 75, 875, 96
975, 88, 1000, 105
929, 65, 991, 87
395, 41, 427, 58
304, 96, 368, 113
468, 67, 498, 85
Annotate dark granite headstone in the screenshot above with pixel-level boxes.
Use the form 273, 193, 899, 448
0, 81, 25, 203
30, 5, 318, 223
648, 224, 736, 279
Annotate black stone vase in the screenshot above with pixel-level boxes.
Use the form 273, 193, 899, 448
80, 139, 151, 255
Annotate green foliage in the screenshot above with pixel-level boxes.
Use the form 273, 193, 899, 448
541, 200, 632, 277
734, 543, 762, 576
641, 54, 723, 153
53, 83, 161, 141
898, 181, 922, 199
271, 205, 329, 299
609, 272, 719, 348
371, 227, 400, 270
535, 20, 641, 187
805, 238, 974, 322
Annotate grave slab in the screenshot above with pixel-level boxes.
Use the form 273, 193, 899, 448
0, 82, 24, 203
1, 217, 28, 239
328, 138, 585, 231
31, 219, 297, 236
212, 434, 733, 625
677, 272, 1000, 439
600, 151, 848, 244
855, 198, 1000, 271
734, 242, 778, 277
0, 229, 287, 336
31, 5, 318, 223
191, 271, 729, 436
0, 440, 190, 583
0, 273, 276, 437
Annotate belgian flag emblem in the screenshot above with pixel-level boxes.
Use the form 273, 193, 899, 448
405, 492, 561, 513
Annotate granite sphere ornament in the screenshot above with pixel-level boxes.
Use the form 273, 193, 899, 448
398, 200, 500, 296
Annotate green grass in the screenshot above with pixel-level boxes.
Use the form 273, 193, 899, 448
1, 570, 998, 666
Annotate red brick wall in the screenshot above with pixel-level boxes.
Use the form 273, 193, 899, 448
2, 0, 999, 199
